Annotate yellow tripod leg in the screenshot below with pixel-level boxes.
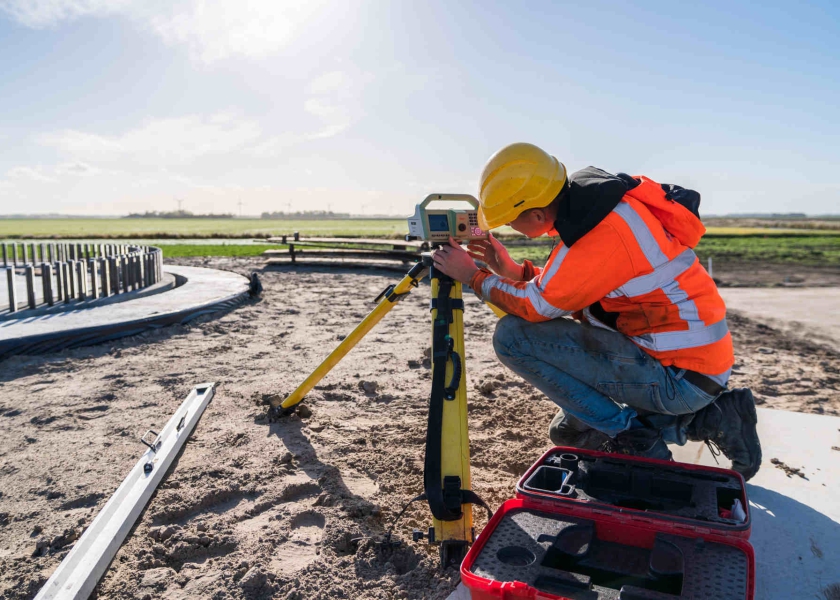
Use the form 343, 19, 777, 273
281, 263, 428, 410
429, 276, 474, 565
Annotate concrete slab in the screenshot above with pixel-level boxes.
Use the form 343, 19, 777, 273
720, 287, 840, 351
449, 407, 840, 600
0, 265, 252, 359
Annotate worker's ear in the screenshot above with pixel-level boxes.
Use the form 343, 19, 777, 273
531, 208, 547, 224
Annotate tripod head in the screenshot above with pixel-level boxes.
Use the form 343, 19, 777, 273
406, 194, 488, 244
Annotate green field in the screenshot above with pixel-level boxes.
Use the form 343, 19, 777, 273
161, 244, 278, 258
3, 218, 836, 240
0, 218, 408, 239
154, 236, 840, 267
4, 218, 839, 266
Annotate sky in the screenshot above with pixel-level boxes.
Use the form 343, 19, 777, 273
0, 0, 838, 217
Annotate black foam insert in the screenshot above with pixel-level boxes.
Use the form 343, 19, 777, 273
471, 508, 749, 600
534, 452, 745, 526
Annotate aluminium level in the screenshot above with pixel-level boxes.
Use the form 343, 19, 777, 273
35, 383, 217, 600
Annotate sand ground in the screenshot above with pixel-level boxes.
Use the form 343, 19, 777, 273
0, 257, 838, 600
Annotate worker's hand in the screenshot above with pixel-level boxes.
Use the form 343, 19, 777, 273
467, 233, 524, 280
433, 238, 480, 284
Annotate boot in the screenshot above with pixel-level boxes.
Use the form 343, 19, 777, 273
601, 426, 673, 461
548, 409, 611, 450
687, 388, 762, 481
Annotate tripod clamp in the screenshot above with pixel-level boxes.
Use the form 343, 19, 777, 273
373, 279, 417, 304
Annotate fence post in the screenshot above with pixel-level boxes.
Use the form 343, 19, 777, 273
76, 260, 87, 299
43, 263, 54, 306
72, 260, 81, 298
54, 262, 63, 302
100, 258, 110, 297
25, 265, 37, 309
65, 262, 74, 303
109, 257, 119, 295
12, 243, 18, 266
129, 255, 137, 291
117, 256, 128, 293
89, 259, 99, 299
136, 254, 143, 289
6, 267, 17, 313
1, 244, 6, 267
71, 260, 77, 298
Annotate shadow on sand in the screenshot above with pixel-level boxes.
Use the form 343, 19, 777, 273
258, 412, 437, 590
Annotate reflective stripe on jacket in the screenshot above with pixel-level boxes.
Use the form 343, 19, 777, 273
469, 176, 734, 379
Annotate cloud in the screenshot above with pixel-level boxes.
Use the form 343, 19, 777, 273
307, 70, 351, 95
38, 112, 263, 166
6, 165, 55, 182
55, 161, 100, 176
0, 0, 329, 63
251, 69, 372, 155
147, 0, 327, 64
0, 0, 130, 28
31, 87, 361, 169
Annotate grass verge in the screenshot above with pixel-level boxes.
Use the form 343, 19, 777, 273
159, 236, 840, 267
161, 244, 279, 258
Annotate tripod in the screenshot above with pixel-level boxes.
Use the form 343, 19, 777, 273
280, 253, 490, 566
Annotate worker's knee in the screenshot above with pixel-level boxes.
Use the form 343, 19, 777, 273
492, 315, 525, 359
493, 315, 579, 360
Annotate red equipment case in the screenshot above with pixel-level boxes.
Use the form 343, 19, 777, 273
461, 447, 755, 600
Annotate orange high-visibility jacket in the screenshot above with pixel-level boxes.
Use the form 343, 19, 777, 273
470, 173, 733, 381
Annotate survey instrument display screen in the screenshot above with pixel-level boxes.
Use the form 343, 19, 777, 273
428, 213, 450, 232
406, 194, 486, 243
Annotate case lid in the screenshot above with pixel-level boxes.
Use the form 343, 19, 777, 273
515, 447, 751, 536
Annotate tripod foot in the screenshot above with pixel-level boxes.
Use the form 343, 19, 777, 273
265, 403, 301, 422
439, 540, 469, 569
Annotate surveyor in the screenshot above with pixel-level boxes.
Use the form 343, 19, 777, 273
432, 142, 762, 480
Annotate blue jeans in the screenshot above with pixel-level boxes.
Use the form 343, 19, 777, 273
493, 315, 718, 444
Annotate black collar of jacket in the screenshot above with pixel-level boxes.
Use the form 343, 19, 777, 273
553, 167, 639, 247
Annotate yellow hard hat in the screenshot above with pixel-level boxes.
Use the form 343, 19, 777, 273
477, 142, 567, 230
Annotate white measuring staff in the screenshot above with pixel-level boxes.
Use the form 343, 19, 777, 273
36, 383, 217, 600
